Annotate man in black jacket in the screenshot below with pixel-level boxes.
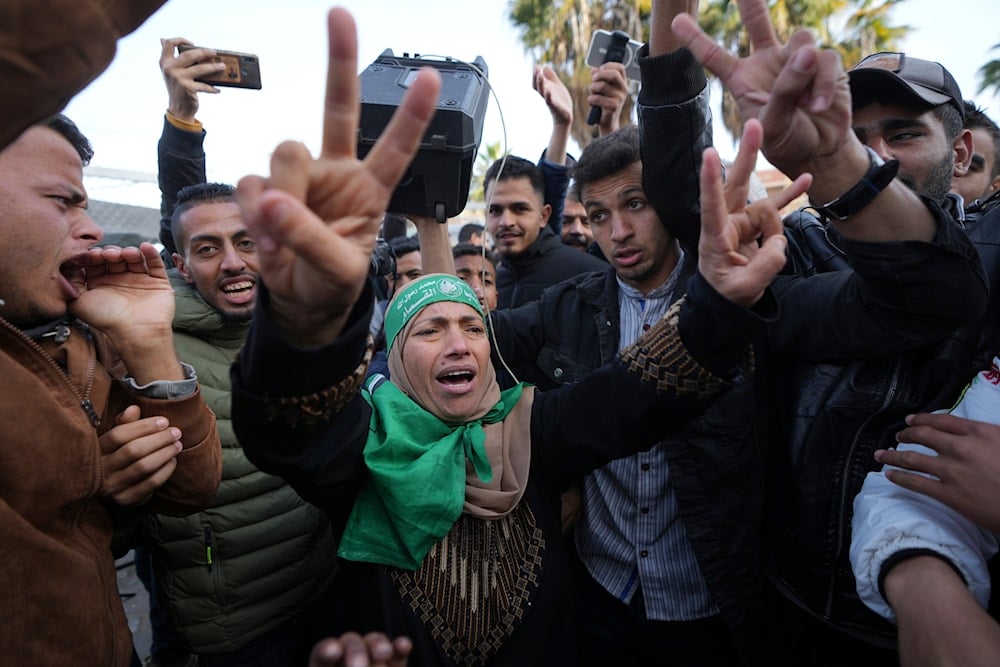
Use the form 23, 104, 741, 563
485, 156, 605, 309
486, 4, 745, 662
671, 2, 988, 663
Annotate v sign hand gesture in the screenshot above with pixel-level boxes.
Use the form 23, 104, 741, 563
698, 119, 811, 308
236, 8, 441, 347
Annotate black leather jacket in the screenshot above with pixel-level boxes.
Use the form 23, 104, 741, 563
638, 49, 989, 651
761, 207, 988, 645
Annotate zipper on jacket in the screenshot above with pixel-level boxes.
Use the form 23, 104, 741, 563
2, 318, 100, 427
202, 523, 228, 605
824, 358, 902, 617
79, 356, 100, 426
204, 525, 214, 571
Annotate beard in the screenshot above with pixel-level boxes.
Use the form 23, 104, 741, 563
220, 308, 254, 324
903, 149, 955, 202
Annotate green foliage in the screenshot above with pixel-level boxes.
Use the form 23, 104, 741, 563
508, 0, 912, 146
469, 141, 509, 202
978, 42, 1000, 97
508, 0, 650, 148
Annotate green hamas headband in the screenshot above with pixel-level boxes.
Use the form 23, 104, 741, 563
384, 273, 485, 351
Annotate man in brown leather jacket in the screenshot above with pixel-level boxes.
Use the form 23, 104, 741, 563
0, 115, 221, 666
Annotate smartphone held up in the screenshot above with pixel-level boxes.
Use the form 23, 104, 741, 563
178, 45, 262, 90
584, 29, 642, 82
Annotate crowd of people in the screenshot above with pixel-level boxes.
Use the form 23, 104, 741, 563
2, 0, 1000, 666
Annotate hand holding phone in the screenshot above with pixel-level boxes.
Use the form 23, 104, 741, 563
584, 30, 641, 125
177, 45, 262, 90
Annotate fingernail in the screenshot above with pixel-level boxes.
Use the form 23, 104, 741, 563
169, 427, 182, 440
873, 449, 886, 462
155, 417, 168, 429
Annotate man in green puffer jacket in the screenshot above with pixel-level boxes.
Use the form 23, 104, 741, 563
141, 180, 339, 666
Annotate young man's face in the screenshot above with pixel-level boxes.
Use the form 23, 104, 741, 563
0, 126, 103, 329
952, 126, 999, 204
393, 250, 423, 292
173, 201, 259, 321
581, 161, 679, 294
561, 197, 593, 251
454, 253, 497, 311
852, 102, 971, 202
485, 176, 551, 258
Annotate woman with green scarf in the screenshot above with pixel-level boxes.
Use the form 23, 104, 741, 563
229, 10, 807, 662
234, 265, 776, 665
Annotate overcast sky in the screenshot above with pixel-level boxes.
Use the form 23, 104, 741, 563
64, 0, 1000, 207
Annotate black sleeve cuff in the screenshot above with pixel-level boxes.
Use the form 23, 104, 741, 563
159, 115, 206, 156
637, 45, 707, 106
238, 280, 375, 397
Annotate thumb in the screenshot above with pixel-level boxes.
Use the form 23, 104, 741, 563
116, 404, 142, 425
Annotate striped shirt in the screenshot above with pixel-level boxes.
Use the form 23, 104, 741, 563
574, 250, 718, 620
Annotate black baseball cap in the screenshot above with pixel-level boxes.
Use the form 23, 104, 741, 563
849, 52, 965, 121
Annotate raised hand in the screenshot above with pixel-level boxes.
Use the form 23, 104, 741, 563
100, 405, 182, 506
67, 243, 173, 328
671, 0, 849, 180
533, 64, 573, 127
697, 119, 811, 307
878, 412, 1000, 533
235, 8, 440, 347
588, 62, 628, 137
66, 242, 183, 380
534, 64, 572, 166
309, 632, 412, 667
159, 38, 225, 122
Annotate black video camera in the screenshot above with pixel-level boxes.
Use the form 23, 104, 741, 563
370, 237, 396, 279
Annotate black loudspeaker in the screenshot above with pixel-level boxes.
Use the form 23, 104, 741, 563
358, 50, 489, 222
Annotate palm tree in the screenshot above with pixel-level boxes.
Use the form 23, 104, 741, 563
977, 42, 1000, 98
509, 0, 909, 145
509, 0, 651, 149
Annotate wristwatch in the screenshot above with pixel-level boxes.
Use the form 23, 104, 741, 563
810, 147, 900, 221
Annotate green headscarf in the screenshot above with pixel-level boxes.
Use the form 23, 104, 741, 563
383, 274, 484, 351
